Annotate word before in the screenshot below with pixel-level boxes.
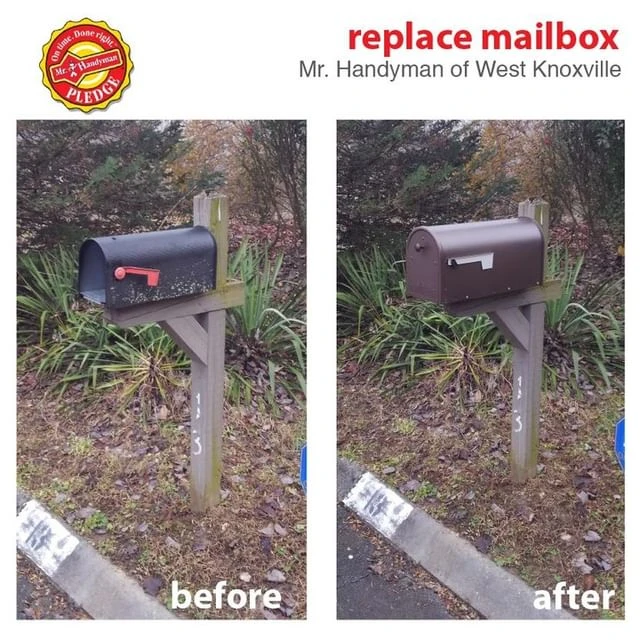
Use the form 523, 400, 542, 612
348, 21, 619, 57
171, 580, 281, 610
534, 581, 614, 610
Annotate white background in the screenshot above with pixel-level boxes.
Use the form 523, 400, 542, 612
2, 0, 637, 634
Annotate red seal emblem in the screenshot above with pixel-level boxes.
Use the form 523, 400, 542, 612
40, 19, 133, 112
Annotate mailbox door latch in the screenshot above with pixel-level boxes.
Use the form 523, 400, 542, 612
447, 253, 494, 270
114, 266, 160, 286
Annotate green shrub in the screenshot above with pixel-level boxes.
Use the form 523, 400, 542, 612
544, 246, 623, 389
17, 248, 78, 345
227, 242, 306, 410
355, 301, 436, 374
354, 301, 506, 392
413, 312, 506, 391
66, 324, 189, 413
337, 247, 405, 335
17, 248, 188, 408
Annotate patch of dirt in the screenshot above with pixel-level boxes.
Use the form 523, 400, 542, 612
17, 374, 306, 620
338, 364, 624, 619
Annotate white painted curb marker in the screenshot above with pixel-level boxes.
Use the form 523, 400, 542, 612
17, 499, 79, 577
343, 472, 413, 538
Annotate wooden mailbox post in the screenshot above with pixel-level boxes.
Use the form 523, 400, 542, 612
407, 199, 560, 483
88, 194, 244, 511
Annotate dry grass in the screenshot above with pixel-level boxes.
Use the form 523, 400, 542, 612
17, 372, 306, 620
338, 364, 624, 619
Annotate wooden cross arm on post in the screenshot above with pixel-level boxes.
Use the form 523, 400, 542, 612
103, 281, 244, 329
444, 280, 562, 318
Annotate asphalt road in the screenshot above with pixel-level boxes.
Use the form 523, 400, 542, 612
337, 504, 452, 619
17, 552, 89, 620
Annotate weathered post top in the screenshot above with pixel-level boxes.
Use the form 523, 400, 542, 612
193, 192, 229, 290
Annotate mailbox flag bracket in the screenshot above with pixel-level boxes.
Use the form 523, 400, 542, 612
447, 253, 494, 270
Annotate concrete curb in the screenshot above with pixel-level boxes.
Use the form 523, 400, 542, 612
337, 458, 574, 620
16, 488, 175, 620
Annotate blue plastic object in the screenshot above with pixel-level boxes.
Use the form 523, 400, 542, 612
299, 444, 307, 493
615, 417, 624, 471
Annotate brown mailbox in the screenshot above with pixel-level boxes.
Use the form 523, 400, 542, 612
406, 217, 545, 304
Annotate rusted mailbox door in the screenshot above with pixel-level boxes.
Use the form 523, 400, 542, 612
406, 217, 544, 304
78, 226, 217, 309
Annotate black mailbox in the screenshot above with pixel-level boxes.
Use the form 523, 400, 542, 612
406, 217, 544, 304
78, 226, 217, 309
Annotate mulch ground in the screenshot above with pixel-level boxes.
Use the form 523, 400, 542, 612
338, 364, 624, 619
17, 372, 306, 620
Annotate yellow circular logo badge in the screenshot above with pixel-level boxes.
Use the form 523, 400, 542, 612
40, 18, 133, 112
